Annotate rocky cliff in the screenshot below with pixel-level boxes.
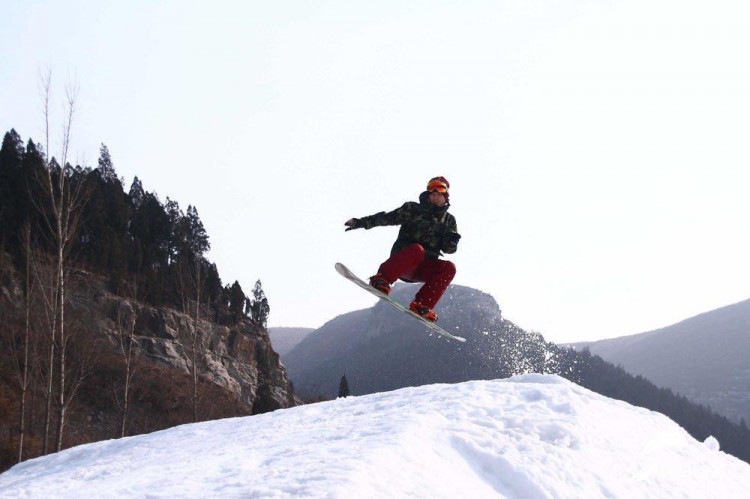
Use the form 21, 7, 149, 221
0, 257, 298, 414
90, 289, 298, 413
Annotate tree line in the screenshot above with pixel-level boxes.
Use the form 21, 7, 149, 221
0, 128, 269, 327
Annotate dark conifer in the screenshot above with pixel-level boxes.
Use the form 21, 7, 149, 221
128, 176, 145, 210
0, 130, 26, 249
128, 191, 171, 303
79, 144, 129, 275
203, 261, 223, 313
249, 280, 270, 328
165, 198, 183, 265
183, 205, 210, 261
338, 376, 350, 398
96, 144, 118, 183
229, 281, 246, 324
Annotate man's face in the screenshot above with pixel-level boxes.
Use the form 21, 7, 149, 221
428, 190, 447, 207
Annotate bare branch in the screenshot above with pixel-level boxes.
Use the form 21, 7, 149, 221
39, 68, 52, 164
59, 75, 79, 170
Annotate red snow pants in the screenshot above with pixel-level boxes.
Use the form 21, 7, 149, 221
377, 244, 456, 309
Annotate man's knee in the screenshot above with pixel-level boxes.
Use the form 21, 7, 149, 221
441, 260, 456, 278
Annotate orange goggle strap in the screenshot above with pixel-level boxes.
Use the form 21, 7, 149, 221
426, 180, 449, 193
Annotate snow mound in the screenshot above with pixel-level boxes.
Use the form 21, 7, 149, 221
2, 375, 749, 498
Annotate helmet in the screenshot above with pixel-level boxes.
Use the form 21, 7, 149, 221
426, 176, 449, 194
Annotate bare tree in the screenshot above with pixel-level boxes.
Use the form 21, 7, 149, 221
181, 258, 205, 423
113, 290, 140, 438
54, 304, 101, 448
31, 243, 60, 455
32, 71, 89, 453
12, 223, 34, 462
191, 262, 202, 423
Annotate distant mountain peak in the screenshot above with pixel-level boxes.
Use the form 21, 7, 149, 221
568, 296, 750, 424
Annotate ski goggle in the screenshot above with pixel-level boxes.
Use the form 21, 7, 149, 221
427, 180, 449, 193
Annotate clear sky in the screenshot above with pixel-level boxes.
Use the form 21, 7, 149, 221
2, 0, 749, 343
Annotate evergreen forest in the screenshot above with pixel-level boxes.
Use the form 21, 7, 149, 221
0, 128, 267, 325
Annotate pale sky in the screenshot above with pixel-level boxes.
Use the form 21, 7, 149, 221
2, 0, 749, 344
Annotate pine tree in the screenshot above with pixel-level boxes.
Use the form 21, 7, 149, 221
249, 280, 270, 328
129, 191, 170, 272
0, 129, 26, 248
203, 262, 223, 316
96, 144, 117, 183
338, 375, 350, 398
165, 198, 182, 265
229, 281, 246, 324
79, 144, 129, 274
183, 205, 210, 261
128, 176, 145, 210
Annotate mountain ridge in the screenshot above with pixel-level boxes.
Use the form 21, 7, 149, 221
568, 297, 750, 424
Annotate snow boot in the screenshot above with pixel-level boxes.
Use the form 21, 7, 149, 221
409, 301, 438, 322
368, 273, 391, 295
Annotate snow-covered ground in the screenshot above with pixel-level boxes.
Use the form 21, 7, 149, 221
2, 374, 749, 498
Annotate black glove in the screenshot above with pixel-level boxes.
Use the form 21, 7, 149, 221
345, 218, 362, 231
445, 232, 461, 245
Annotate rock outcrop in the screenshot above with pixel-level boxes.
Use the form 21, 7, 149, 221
1, 258, 298, 414
91, 289, 298, 412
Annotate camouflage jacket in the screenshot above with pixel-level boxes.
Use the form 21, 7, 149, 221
356, 191, 460, 259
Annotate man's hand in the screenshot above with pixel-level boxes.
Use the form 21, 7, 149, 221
445, 232, 461, 245
441, 232, 461, 253
345, 218, 361, 231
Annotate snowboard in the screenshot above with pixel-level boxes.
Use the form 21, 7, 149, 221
335, 262, 466, 343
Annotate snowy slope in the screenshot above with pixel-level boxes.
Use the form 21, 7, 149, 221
1, 375, 749, 498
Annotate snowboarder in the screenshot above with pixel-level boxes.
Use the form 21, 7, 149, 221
344, 176, 461, 322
